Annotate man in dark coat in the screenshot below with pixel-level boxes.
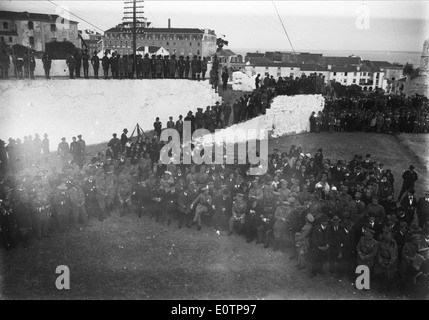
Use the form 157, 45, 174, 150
310, 215, 330, 278
42, 52, 52, 79
82, 49, 90, 79
398, 165, 418, 201
74, 49, 81, 78
66, 53, 75, 79
120, 129, 129, 151
221, 67, 229, 91
70, 137, 83, 169
102, 52, 110, 79
417, 190, 429, 229
91, 51, 100, 79
400, 189, 418, 226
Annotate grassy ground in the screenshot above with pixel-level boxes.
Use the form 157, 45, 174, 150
2, 131, 427, 300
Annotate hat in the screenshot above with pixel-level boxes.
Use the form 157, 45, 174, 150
57, 183, 67, 190
287, 197, 296, 203
189, 181, 196, 185
306, 213, 314, 223
77, 135, 82, 138
409, 165, 415, 170
61, 137, 66, 141
331, 186, 337, 191
215, 101, 220, 105
165, 171, 172, 175
123, 129, 128, 132
331, 215, 341, 223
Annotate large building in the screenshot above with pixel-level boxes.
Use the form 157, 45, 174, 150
0, 10, 80, 51
103, 24, 217, 58
79, 29, 103, 54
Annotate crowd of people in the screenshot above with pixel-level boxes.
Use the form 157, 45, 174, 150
2, 49, 429, 298
1, 118, 429, 298
309, 92, 429, 134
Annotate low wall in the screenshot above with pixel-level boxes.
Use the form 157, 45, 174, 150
0, 79, 221, 146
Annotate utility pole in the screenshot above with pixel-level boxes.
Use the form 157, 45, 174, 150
123, 0, 147, 79
133, 0, 136, 78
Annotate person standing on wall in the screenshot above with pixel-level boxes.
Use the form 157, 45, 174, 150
91, 51, 100, 79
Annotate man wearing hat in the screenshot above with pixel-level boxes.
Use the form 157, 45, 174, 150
398, 165, 418, 201
195, 108, 205, 130
244, 196, 263, 243
190, 185, 213, 231
70, 137, 83, 169
366, 196, 386, 225
228, 191, 247, 236
356, 228, 379, 274
117, 168, 133, 217
120, 129, 129, 152
314, 148, 323, 170
400, 189, 417, 226
328, 215, 342, 276
53, 183, 70, 231
417, 190, 429, 229
67, 179, 90, 228
310, 215, 330, 278
82, 174, 102, 221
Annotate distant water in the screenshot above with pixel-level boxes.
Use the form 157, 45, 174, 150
234, 48, 421, 66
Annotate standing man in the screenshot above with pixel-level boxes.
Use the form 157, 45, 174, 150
417, 190, 429, 229
42, 52, 52, 79
102, 51, 110, 79
221, 67, 229, 91
108, 134, 121, 159
398, 165, 418, 201
66, 53, 75, 79
255, 74, 261, 89
29, 51, 36, 79
175, 115, 184, 141
400, 189, 418, 226
67, 179, 89, 228
70, 137, 83, 169
82, 49, 90, 79
120, 129, 129, 152
91, 51, 100, 79
74, 49, 82, 78
77, 135, 86, 164
310, 215, 330, 278
42, 133, 49, 158
57, 137, 69, 170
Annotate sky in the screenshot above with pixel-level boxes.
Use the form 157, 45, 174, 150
1, 0, 429, 53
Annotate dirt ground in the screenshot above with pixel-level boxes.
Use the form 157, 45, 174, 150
2, 131, 427, 300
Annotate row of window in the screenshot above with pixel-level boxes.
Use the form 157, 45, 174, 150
108, 40, 200, 47
0, 36, 13, 43
110, 48, 201, 56
332, 72, 378, 77
107, 33, 203, 41
2, 21, 56, 31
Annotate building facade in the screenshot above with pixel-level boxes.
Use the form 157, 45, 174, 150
103, 25, 217, 58
0, 10, 80, 52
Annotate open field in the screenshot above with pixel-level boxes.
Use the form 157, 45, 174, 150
2, 131, 427, 300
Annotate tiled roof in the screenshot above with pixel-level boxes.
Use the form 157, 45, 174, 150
105, 27, 205, 34
321, 56, 362, 66
214, 49, 237, 57
0, 10, 78, 24
300, 64, 328, 71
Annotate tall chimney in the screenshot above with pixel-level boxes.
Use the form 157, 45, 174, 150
168, 18, 171, 29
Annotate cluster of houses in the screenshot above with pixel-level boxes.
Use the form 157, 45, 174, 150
0, 8, 427, 97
